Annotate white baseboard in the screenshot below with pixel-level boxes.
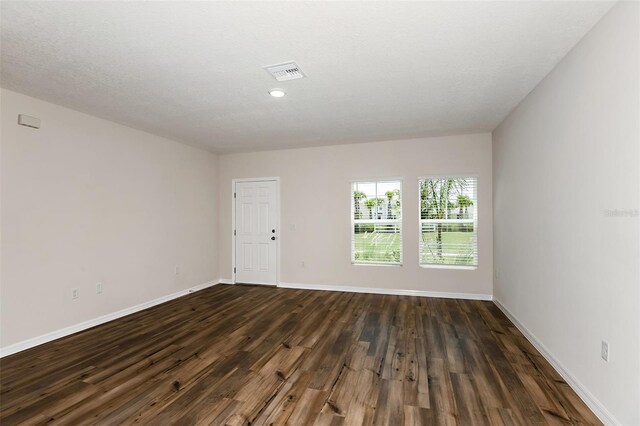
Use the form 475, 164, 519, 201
218, 278, 235, 285
0, 280, 222, 358
493, 299, 619, 426
278, 282, 492, 301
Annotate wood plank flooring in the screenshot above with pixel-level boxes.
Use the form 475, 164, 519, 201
0, 284, 600, 425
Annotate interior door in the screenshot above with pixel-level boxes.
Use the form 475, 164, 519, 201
235, 180, 278, 285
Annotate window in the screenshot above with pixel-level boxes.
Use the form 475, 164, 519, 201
419, 177, 478, 267
352, 180, 402, 265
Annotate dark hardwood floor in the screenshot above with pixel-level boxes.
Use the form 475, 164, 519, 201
1, 284, 600, 425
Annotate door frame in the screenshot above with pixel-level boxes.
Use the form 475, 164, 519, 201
231, 177, 281, 285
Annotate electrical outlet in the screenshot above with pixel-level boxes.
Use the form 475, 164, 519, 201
175, 266, 180, 275
96, 282, 103, 294
301, 260, 305, 268
601, 340, 609, 362
72, 288, 79, 300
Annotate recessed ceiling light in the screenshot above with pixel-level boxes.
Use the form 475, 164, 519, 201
269, 89, 286, 98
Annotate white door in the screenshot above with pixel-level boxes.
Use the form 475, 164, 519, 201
235, 180, 278, 285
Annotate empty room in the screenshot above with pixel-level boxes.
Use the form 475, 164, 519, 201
1, 1, 638, 425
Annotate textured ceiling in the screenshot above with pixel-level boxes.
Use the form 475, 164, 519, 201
0, 1, 614, 153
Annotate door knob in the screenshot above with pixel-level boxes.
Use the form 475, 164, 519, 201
272, 229, 276, 233
271, 236, 276, 241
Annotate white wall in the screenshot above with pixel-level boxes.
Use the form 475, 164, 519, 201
0, 89, 219, 348
219, 133, 493, 297
492, 3, 639, 424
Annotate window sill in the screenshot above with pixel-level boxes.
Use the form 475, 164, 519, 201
420, 264, 477, 271
352, 262, 403, 267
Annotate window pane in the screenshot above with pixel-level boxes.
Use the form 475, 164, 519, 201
420, 222, 476, 265
353, 222, 401, 263
353, 181, 401, 221
419, 178, 477, 267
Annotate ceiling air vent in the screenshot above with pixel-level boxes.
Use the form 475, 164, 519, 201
264, 62, 305, 81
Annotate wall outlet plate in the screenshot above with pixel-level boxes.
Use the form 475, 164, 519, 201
72, 288, 79, 300
601, 340, 609, 362
18, 114, 41, 129
97, 282, 103, 294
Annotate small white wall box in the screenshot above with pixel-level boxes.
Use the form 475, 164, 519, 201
18, 114, 41, 129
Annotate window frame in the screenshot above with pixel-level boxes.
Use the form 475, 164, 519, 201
417, 175, 478, 270
350, 179, 403, 266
